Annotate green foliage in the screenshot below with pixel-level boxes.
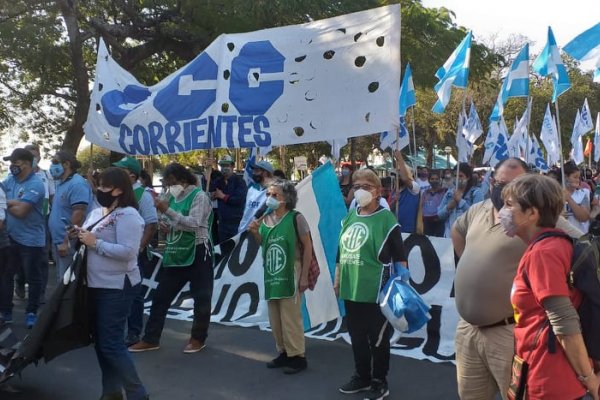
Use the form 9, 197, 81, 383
77, 145, 111, 172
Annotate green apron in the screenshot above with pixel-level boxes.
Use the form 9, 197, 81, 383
259, 211, 298, 300
338, 208, 398, 303
163, 188, 200, 267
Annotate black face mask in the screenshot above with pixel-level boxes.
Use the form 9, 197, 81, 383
96, 190, 117, 208
252, 174, 263, 184
490, 184, 505, 211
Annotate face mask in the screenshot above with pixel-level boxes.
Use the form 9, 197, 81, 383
252, 174, 263, 184
457, 179, 468, 189
418, 172, 428, 179
265, 196, 280, 210
491, 184, 505, 211
444, 174, 452, 180
429, 180, 440, 189
354, 189, 373, 208
498, 207, 518, 237
96, 189, 117, 208
10, 165, 22, 176
32, 157, 39, 169
50, 163, 64, 179
169, 184, 184, 198
221, 167, 232, 175
341, 169, 350, 177
568, 179, 579, 189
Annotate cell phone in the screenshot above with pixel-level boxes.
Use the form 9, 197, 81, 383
61, 217, 72, 229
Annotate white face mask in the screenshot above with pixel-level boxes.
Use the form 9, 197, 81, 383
169, 184, 184, 198
265, 195, 280, 210
498, 207, 518, 237
354, 189, 373, 208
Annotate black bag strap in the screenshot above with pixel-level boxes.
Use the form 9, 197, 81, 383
85, 209, 115, 232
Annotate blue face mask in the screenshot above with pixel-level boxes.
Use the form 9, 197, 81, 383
50, 163, 64, 179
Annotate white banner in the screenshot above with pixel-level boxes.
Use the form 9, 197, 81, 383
84, 5, 401, 155
142, 232, 459, 364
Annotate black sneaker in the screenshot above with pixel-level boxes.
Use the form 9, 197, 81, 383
266, 352, 289, 368
282, 356, 307, 374
364, 379, 389, 400
339, 375, 371, 394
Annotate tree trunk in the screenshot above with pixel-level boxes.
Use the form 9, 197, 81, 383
57, 0, 90, 154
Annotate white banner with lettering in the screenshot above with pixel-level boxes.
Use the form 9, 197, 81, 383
84, 5, 400, 155
141, 233, 459, 364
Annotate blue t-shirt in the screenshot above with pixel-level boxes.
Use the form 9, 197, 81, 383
48, 173, 92, 244
134, 182, 158, 225
3, 172, 46, 247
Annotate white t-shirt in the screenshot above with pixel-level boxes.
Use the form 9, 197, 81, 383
415, 178, 431, 192
565, 188, 590, 233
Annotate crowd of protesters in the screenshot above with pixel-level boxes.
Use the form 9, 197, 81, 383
1, 145, 600, 399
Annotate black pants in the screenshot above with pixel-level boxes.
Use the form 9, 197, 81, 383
423, 217, 445, 237
143, 244, 213, 344
345, 300, 392, 382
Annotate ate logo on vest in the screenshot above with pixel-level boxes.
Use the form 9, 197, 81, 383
166, 229, 184, 245
340, 222, 369, 253
265, 244, 287, 276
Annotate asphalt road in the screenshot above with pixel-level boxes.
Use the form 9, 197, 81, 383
1, 296, 459, 400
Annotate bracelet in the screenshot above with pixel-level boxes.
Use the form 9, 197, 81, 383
577, 371, 594, 382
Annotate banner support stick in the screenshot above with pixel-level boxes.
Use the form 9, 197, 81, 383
554, 100, 566, 189
410, 106, 418, 176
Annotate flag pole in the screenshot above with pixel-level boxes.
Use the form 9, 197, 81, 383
525, 97, 532, 166
410, 106, 418, 176
455, 91, 468, 189
554, 101, 566, 188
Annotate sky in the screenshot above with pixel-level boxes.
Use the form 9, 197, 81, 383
421, 0, 600, 69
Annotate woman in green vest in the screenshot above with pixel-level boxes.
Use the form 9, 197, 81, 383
129, 163, 214, 354
248, 179, 312, 375
335, 168, 408, 400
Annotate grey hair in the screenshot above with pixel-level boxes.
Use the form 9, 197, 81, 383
269, 179, 297, 210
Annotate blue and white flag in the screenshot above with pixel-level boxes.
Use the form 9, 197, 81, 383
380, 117, 410, 151
490, 44, 530, 121
295, 162, 347, 327
571, 110, 585, 165
532, 26, 571, 102
456, 109, 472, 162
594, 112, 600, 162
399, 63, 417, 117
84, 5, 401, 155
580, 98, 594, 134
540, 104, 561, 166
528, 134, 549, 172
242, 153, 257, 187
490, 116, 509, 167
507, 99, 531, 159
462, 101, 483, 143
432, 32, 472, 113
563, 22, 600, 83
482, 120, 499, 165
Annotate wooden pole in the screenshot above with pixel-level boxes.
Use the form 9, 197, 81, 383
554, 101, 566, 188
410, 107, 418, 176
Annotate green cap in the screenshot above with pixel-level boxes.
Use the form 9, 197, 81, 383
112, 156, 141, 176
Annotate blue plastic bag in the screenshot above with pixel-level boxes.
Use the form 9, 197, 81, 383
379, 266, 431, 333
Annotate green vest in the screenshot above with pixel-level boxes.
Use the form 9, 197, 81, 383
338, 208, 398, 303
163, 188, 201, 267
134, 186, 145, 202
259, 211, 298, 300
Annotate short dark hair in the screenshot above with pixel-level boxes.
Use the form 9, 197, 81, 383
55, 150, 82, 171
273, 169, 287, 180
163, 163, 198, 186
98, 167, 138, 209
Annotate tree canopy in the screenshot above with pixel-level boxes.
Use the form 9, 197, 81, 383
1, 0, 598, 169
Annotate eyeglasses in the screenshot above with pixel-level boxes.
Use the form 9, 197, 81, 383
352, 184, 375, 191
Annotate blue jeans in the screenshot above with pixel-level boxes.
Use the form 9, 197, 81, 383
90, 277, 147, 399
127, 253, 155, 338
9, 241, 44, 314
0, 246, 14, 315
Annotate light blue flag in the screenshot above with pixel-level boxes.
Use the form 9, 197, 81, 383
399, 63, 416, 117
432, 32, 472, 113
528, 134, 549, 172
563, 22, 600, 83
482, 121, 499, 165
532, 27, 571, 102
242, 153, 257, 188
490, 44, 530, 121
